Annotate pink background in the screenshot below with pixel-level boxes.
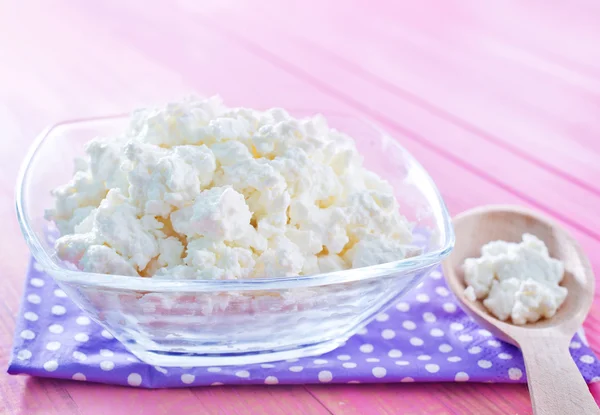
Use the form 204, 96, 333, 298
1, 1, 600, 413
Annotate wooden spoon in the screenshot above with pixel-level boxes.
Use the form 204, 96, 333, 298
442, 205, 599, 415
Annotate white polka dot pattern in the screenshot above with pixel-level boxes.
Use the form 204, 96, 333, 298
439, 344, 452, 353
416, 294, 430, 303
127, 373, 142, 386
468, 346, 482, 355
181, 374, 195, 384
581, 355, 595, 364
100, 349, 114, 357
402, 321, 416, 330
381, 329, 395, 340
27, 294, 41, 304
478, 360, 492, 369
359, 344, 374, 353
430, 328, 444, 337
48, 324, 63, 334
375, 313, 389, 322
72, 372, 86, 381
429, 271, 442, 280
265, 376, 278, 384
435, 287, 449, 297
24, 312, 38, 322
422, 312, 436, 323
30, 278, 45, 288
76, 316, 91, 326
8, 261, 600, 387
443, 303, 457, 313
455, 372, 469, 381
46, 341, 61, 351
372, 367, 386, 378
20, 330, 35, 340
425, 364, 440, 373
395, 302, 410, 312
450, 322, 464, 331
51, 305, 66, 316
409, 337, 424, 346
318, 371, 333, 382
43, 360, 58, 372
100, 330, 114, 339
388, 349, 402, 358
73, 351, 87, 361
100, 361, 115, 371
508, 368, 523, 380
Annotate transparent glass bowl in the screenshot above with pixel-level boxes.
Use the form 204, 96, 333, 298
16, 111, 454, 367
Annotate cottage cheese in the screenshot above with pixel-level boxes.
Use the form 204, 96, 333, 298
463, 233, 567, 325
46, 96, 414, 279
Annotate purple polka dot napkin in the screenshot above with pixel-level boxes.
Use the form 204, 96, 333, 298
9, 259, 600, 388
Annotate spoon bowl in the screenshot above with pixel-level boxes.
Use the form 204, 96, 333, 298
442, 205, 598, 415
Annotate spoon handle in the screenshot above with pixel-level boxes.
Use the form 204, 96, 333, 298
520, 337, 599, 415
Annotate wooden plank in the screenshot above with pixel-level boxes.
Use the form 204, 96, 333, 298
172, 0, 600, 193
190, 386, 333, 415
64, 382, 331, 415
0, 375, 81, 415
305, 383, 533, 415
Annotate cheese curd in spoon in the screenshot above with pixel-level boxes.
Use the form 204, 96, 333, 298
463, 233, 567, 325
46, 96, 414, 279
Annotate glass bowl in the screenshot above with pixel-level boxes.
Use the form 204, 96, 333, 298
16, 111, 454, 367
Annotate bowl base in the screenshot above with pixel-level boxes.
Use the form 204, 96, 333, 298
125, 337, 349, 367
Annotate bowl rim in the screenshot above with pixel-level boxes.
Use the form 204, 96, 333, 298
15, 112, 455, 292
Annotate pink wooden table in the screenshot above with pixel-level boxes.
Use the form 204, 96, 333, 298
2, 1, 600, 413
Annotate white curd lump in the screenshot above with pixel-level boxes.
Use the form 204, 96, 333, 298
46, 96, 415, 280
463, 233, 567, 325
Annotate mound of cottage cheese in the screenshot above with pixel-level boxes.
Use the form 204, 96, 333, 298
46, 96, 414, 280
463, 233, 567, 325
